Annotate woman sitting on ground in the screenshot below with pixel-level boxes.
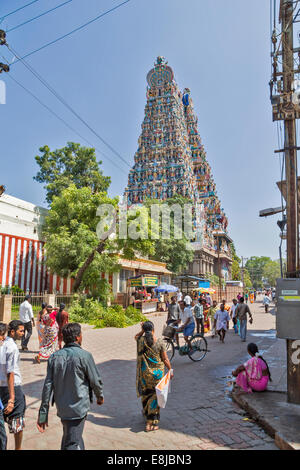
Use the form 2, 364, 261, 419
135, 321, 173, 432
232, 343, 272, 393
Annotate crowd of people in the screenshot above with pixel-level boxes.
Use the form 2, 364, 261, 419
0, 290, 273, 449
166, 291, 253, 346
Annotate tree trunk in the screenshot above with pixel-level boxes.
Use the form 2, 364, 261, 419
72, 214, 117, 292
72, 240, 106, 292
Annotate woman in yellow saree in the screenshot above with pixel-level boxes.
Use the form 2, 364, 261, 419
135, 321, 173, 432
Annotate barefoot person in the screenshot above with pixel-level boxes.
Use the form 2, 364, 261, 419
213, 304, 230, 343
232, 343, 272, 393
135, 321, 173, 432
0, 320, 26, 451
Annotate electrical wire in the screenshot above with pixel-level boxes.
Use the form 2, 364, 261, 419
1, 54, 128, 175
7, 0, 73, 33
0, 0, 41, 22
6, 43, 131, 169
8, 0, 131, 64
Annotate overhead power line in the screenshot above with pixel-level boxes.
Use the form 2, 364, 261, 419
0, 0, 41, 22
7, 0, 73, 33
6, 43, 131, 169
1, 54, 128, 175
9, 0, 131, 63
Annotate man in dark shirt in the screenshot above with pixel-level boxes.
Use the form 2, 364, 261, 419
37, 323, 104, 450
235, 297, 253, 342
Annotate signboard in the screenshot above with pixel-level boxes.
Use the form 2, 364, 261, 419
128, 275, 158, 287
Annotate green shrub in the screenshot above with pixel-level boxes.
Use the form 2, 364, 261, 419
69, 299, 147, 329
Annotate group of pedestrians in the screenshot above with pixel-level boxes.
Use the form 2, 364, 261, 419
166, 293, 253, 346
0, 296, 97, 450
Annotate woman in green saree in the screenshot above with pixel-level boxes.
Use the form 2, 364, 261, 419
135, 321, 173, 432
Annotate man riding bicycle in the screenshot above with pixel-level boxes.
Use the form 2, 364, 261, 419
171, 301, 195, 351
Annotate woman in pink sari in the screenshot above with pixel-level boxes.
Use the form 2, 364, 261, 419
232, 343, 271, 393
34, 305, 58, 364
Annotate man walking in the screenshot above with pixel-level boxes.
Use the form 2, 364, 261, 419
37, 323, 104, 450
263, 292, 271, 313
230, 299, 238, 334
194, 299, 204, 336
0, 320, 26, 450
19, 295, 35, 351
235, 297, 253, 342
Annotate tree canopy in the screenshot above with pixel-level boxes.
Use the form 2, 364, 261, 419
34, 142, 111, 205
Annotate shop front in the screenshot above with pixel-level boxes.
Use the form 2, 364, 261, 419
127, 275, 159, 314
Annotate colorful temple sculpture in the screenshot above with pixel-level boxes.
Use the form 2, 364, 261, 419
125, 57, 232, 280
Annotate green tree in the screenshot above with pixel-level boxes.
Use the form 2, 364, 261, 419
144, 195, 194, 274
43, 185, 154, 294
34, 142, 111, 205
230, 243, 241, 281
245, 256, 272, 289
262, 260, 281, 287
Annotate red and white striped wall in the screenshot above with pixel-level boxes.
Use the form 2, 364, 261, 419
0, 233, 47, 292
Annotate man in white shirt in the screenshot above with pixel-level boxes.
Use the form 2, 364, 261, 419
183, 293, 192, 306
177, 291, 183, 303
177, 301, 195, 351
0, 320, 26, 450
19, 295, 35, 351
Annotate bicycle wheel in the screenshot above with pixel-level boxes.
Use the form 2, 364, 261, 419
163, 338, 175, 361
188, 335, 208, 362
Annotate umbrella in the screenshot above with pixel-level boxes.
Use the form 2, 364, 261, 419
155, 284, 178, 293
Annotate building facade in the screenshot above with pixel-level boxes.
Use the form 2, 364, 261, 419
0, 194, 171, 297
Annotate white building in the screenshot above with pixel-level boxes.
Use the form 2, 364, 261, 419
0, 194, 171, 299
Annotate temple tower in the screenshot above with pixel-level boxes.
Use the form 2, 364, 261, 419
125, 57, 232, 280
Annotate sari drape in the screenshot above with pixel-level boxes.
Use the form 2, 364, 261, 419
236, 356, 269, 393
136, 337, 165, 424
38, 314, 58, 360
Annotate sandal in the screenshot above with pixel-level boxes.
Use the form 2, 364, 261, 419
151, 425, 159, 431
34, 355, 40, 364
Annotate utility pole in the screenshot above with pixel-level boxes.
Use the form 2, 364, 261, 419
281, 0, 300, 405
271, 0, 300, 404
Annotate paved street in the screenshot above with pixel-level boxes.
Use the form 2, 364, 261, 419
6, 297, 279, 450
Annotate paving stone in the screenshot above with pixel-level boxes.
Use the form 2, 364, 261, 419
5, 303, 280, 450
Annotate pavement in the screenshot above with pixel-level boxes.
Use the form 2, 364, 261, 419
232, 303, 300, 451
4, 297, 285, 450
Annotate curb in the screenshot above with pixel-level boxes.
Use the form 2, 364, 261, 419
232, 392, 299, 451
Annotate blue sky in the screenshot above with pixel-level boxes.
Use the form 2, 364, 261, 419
0, 0, 288, 260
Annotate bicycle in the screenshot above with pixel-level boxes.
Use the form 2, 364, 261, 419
162, 328, 208, 362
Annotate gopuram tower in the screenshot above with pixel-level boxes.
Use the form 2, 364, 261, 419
125, 57, 232, 280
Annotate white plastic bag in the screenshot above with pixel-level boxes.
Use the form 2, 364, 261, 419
155, 369, 173, 408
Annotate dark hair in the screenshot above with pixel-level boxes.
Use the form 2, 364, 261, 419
247, 343, 272, 381
143, 321, 154, 347
41, 303, 47, 309
240, 297, 244, 303
0, 322, 7, 336
56, 303, 66, 326
62, 323, 81, 345
8, 320, 24, 335
25, 295, 31, 301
